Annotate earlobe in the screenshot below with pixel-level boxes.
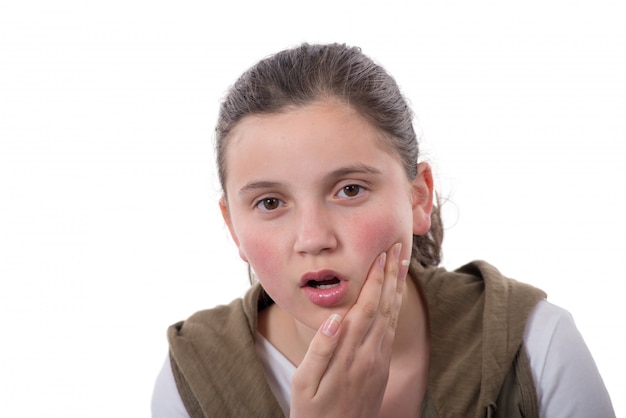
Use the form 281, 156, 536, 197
219, 196, 249, 263
412, 162, 434, 235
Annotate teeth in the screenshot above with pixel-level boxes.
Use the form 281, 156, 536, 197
310, 277, 340, 289
315, 283, 339, 290
307, 276, 340, 289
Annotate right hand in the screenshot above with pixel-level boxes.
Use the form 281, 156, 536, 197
290, 242, 409, 418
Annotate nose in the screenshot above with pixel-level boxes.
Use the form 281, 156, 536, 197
293, 203, 338, 255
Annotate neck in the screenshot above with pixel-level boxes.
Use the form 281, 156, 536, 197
393, 275, 429, 353
258, 273, 430, 366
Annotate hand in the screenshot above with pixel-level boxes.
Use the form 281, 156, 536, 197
290, 243, 410, 418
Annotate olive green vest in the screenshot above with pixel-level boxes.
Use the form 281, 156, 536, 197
168, 260, 546, 417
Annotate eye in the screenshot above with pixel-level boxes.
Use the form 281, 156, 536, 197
338, 184, 363, 198
255, 197, 283, 211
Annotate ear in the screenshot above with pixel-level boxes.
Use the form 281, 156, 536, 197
219, 196, 249, 263
411, 162, 434, 235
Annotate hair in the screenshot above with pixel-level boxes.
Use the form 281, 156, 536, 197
215, 42, 443, 268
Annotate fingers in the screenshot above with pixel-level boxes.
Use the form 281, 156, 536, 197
379, 243, 402, 322
373, 243, 408, 352
381, 250, 409, 351
357, 251, 388, 321
292, 313, 343, 397
340, 243, 409, 352
291, 243, 410, 417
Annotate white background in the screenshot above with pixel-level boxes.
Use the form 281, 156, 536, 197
1, 1, 624, 416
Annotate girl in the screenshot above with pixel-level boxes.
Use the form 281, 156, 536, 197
152, 43, 614, 417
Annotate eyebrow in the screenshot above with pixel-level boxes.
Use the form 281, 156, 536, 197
328, 163, 382, 178
237, 163, 382, 195
238, 180, 283, 195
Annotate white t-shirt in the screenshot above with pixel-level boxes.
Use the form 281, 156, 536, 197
151, 300, 615, 417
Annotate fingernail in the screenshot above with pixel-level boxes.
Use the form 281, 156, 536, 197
393, 243, 402, 260
399, 259, 410, 281
379, 252, 387, 269
322, 313, 342, 337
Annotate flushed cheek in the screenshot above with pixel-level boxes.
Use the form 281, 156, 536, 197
350, 213, 412, 263
238, 235, 285, 281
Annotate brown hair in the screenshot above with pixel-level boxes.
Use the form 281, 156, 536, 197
215, 43, 443, 267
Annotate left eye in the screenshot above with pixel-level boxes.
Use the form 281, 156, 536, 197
338, 184, 362, 198
256, 198, 283, 211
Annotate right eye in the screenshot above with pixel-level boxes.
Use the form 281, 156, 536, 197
255, 197, 283, 211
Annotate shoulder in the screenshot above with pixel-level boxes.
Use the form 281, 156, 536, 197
524, 299, 575, 349
161, 283, 283, 416
417, 260, 546, 322
154, 301, 252, 418
418, 260, 546, 297
416, 260, 547, 415
166, 284, 266, 380
168, 283, 267, 345
524, 300, 616, 417
151, 354, 189, 418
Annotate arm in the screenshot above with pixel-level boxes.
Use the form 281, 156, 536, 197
151, 354, 190, 418
524, 300, 615, 417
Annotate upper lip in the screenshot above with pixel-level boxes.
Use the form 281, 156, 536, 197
299, 269, 345, 287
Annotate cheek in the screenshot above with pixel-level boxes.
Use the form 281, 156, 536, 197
351, 209, 413, 260
239, 236, 281, 278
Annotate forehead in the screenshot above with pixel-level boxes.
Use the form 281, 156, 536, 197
222, 101, 404, 193
232, 100, 381, 142
220, 100, 416, 207
226, 100, 393, 162
226, 102, 372, 164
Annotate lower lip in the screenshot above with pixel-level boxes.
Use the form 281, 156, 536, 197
302, 280, 349, 307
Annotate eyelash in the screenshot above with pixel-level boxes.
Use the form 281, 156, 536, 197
255, 197, 284, 211
336, 184, 364, 198
253, 184, 366, 212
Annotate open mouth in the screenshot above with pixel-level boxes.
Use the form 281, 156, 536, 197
307, 277, 341, 289
301, 271, 347, 306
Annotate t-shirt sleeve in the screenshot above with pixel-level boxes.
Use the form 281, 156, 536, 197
523, 299, 615, 417
151, 354, 190, 418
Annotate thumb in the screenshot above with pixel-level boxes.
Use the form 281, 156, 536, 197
291, 314, 342, 396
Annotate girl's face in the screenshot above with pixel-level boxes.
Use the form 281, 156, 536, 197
220, 100, 433, 332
